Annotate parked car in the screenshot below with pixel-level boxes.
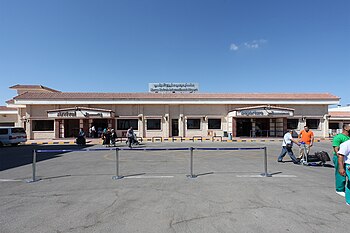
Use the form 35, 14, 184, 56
0, 127, 27, 146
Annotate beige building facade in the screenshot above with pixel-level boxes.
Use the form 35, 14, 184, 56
5, 85, 340, 140
0, 106, 17, 127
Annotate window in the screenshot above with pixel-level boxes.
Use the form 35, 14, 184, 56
0, 122, 15, 127
306, 119, 320, 129
117, 119, 138, 130
0, 129, 8, 135
11, 128, 26, 134
329, 123, 339, 129
287, 119, 298, 129
208, 119, 221, 129
33, 120, 54, 131
187, 119, 201, 129
147, 119, 161, 130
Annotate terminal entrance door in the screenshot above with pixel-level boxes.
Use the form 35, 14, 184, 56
64, 119, 79, 138
254, 118, 270, 137
92, 119, 109, 137
236, 119, 252, 137
171, 119, 179, 136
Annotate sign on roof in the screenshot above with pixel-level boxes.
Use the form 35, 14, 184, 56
149, 83, 199, 93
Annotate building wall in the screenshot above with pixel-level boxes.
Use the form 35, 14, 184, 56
0, 114, 17, 126
32, 131, 55, 139
19, 103, 332, 139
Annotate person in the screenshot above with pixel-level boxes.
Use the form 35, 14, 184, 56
126, 127, 134, 148
78, 128, 85, 137
88, 127, 92, 138
102, 128, 111, 147
91, 125, 96, 138
277, 129, 301, 164
255, 125, 261, 137
332, 124, 350, 197
337, 139, 350, 205
111, 129, 117, 146
76, 128, 86, 145
298, 125, 314, 160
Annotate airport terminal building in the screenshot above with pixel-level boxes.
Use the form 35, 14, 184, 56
5, 84, 341, 140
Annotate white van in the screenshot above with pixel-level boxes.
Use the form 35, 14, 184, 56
0, 127, 27, 146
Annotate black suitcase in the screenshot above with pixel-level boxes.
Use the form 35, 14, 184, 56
76, 136, 86, 145
303, 151, 330, 166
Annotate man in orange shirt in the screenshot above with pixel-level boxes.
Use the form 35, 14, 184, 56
298, 125, 314, 160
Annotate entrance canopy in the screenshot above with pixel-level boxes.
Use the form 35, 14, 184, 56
47, 107, 114, 118
228, 105, 294, 118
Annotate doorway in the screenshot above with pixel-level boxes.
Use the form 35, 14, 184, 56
171, 119, 179, 136
254, 118, 270, 137
92, 119, 109, 138
236, 119, 252, 137
64, 119, 80, 138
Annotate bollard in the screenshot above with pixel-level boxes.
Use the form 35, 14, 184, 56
261, 147, 272, 177
112, 148, 123, 180
187, 147, 197, 178
27, 150, 41, 183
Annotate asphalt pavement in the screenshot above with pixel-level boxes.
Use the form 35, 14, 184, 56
0, 141, 349, 233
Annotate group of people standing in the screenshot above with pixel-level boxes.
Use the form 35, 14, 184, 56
88, 126, 138, 148
277, 124, 350, 206
332, 123, 350, 206
277, 125, 314, 164
100, 128, 117, 147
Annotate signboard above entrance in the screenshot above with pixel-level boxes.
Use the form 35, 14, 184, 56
230, 105, 294, 117
47, 107, 114, 118
149, 83, 199, 93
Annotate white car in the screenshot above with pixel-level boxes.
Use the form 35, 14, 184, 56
0, 127, 27, 146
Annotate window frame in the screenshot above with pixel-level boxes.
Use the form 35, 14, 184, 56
146, 118, 162, 130
117, 119, 139, 130
306, 119, 320, 130
32, 120, 54, 131
187, 118, 201, 130
208, 118, 221, 130
287, 119, 299, 129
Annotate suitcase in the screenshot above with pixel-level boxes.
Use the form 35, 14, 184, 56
76, 136, 86, 145
301, 145, 330, 166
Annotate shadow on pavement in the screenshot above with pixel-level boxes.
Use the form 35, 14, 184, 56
0, 144, 93, 171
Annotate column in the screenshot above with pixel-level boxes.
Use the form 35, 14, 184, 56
232, 117, 237, 137
54, 120, 60, 138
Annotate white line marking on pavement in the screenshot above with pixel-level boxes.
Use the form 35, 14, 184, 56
0, 179, 23, 182
236, 175, 297, 178
125, 176, 174, 179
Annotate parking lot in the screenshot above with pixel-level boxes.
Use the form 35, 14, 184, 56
1, 141, 349, 233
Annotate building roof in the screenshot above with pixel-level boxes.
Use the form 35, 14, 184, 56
9, 84, 61, 93
10, 92, 340, 106
13, 92, 339, 100
329, 111, 350, 118
0, 106, 17, 111
0, 106, 17, 114
329, 106, 350, 112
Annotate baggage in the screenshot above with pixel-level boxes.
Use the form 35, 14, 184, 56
301, 146, 330, 166
76, 136, 86, 145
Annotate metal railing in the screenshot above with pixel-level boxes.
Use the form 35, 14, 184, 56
27, 146, 271, 183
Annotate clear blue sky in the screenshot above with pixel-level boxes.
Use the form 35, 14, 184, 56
0, 0, 349, 105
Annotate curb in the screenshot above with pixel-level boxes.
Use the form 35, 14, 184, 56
24, 138, 328, 145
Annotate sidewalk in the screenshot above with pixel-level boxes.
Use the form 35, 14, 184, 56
23, 137, 331, 145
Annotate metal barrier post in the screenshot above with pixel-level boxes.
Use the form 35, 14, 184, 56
261, 147, 272, 177
112, 148, 123, 180
27, 150, 41, 183
187, 147, 197, 178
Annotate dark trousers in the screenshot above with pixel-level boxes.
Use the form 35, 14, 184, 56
278, 146, 299, 163
128, 137, 133, 147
